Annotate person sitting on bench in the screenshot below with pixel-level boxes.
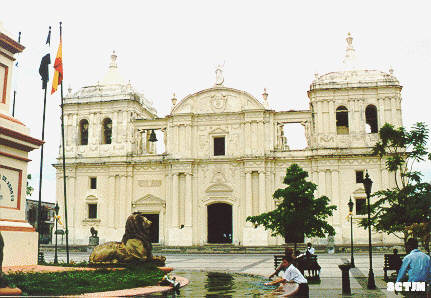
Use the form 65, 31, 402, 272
265, 255, 309, 297
306, 243, 315, 256
269, 247, 296, 279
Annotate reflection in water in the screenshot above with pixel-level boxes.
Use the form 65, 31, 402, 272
205, 272, 234, 294
150, 270, 276, 297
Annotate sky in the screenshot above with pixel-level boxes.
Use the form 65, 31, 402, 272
1, 0, 430, 203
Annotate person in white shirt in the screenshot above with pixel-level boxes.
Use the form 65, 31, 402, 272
265, 255, 309, 297
306, 242, 315, 256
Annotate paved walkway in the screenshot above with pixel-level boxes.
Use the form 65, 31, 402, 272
164, 253, 398, 297
44, 251, 400, 297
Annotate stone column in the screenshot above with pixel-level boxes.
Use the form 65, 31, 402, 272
126, 174, 133, 215
185, 173, 192, 226
245, 171, 252, 226
89, 113, 95, 145
119, 175, 127, 226
113, 111, 119, 143
312, 170, 319, 187
245, 122, 251, 154
108, 175, 115, 227
141, 131, 147, 154
318, 170, 326, 196
331, 170, 340, 225
187, 125, 192, 156
378, 99, 385, 129
68, 174, 76, 227
258, 121, 264, 155
114, 175, 120, 228
165, 173, 171, 227
391, 97, 397, 127
259, 171, 266, 213
317, 101, 323, 134
271, 168, 276, 210
172, 173, 179, 227
329, 100, 335, 134
175, 125, 180, 153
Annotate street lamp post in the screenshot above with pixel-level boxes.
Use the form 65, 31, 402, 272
362, 171, 376, 289
54, 203, 59, 264
348, 197, 355, 267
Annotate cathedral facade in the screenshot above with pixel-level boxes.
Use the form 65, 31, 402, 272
55, 35, 402, 246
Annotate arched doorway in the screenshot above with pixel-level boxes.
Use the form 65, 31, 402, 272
141, 214, 159, 243
207, 203, 232, 243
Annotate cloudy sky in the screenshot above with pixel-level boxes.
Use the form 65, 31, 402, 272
1, 1, 430, 203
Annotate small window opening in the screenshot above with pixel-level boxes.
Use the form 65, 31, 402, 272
90, 177, 97, 189
103, 118, 112, 144
336, 106, 349, 134
88, 204, 97, 219
79, 119, 89, 145
355, 198, 366, 215
214, 137, 225, 156
365, 105, 378, 133
355, 171, 364, 183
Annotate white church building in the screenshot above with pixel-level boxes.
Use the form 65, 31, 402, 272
55, 34, 402, 246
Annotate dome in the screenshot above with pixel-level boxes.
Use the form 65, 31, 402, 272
64, 51, 157, 115
310, 69, 400, 90
310, 33, 401, 91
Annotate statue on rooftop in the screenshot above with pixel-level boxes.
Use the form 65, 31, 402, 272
215, 63, 224, 85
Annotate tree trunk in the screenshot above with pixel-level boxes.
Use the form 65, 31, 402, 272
403, 231, 409, 251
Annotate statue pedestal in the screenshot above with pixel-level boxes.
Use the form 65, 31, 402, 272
89, 236, 99, 246
0, 227, 38, 266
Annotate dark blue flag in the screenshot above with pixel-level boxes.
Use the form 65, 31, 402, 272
39, 27, 51, 89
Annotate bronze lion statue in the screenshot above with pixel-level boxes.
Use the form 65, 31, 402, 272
89, 212, 165, 265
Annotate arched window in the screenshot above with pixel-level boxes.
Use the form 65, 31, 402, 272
79, 119, 89, 145
365, 105, 378, 133
336, 106, 349, 134
102, 118, 112, 144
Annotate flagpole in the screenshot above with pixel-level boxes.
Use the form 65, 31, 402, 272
58, 21, 70, 264
37, 73, 48, 264
36, 26, 51, 264
12, 32, 21, 117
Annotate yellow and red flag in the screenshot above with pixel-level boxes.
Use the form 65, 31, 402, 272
51, 36, 63, 94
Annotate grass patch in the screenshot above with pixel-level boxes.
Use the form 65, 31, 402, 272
6, 263, 164, 296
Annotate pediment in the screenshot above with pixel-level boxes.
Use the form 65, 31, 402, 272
209, 127, 228, 135
352, 188, 366, 196
172, 86, 265, 115
85, 195, 98, 201
205, 183, 233, 193
132, 194, 166, 207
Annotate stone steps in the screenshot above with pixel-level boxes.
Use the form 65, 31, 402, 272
41, 243, 405, 254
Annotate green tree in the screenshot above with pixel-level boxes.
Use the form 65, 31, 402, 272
246, 164, 337, 254
359, 122, 431, 249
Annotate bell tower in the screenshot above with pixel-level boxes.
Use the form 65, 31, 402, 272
308, 33, 402, 150
62, 51, 157, 159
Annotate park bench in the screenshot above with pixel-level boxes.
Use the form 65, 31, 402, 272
383, 253, 405, 281
274, 254, 320, 278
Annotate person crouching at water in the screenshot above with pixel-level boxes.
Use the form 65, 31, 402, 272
265, 255, 309, 297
